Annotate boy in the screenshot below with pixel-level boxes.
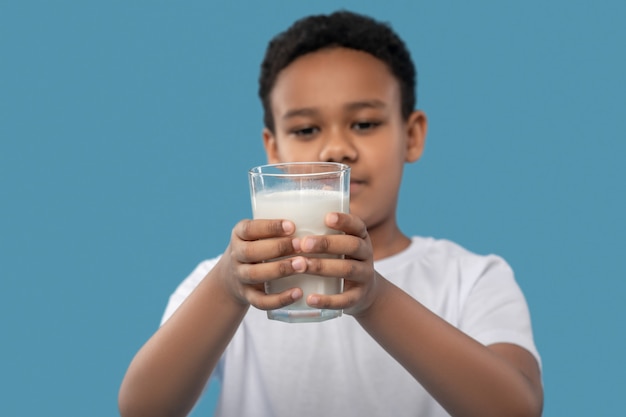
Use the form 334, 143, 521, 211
119, 10, 543, 417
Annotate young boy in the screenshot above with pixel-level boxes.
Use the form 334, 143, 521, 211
119, 11, 543, 417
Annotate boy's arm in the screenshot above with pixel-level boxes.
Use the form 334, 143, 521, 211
118, 219, 304, 417
355, 277, 543, 417
118, 265, 248, 417
300, 213, 543, 417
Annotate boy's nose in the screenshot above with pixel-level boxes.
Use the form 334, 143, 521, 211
318, 131, 358, 163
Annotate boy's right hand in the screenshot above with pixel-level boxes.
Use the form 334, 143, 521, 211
214, 219, 305, 310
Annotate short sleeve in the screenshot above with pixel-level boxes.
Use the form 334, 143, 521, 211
458, 255, 541, 368
160, 257, 221, 326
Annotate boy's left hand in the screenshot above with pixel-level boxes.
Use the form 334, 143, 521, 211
290, 212, 380, 316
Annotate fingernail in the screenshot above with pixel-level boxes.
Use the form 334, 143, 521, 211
282, 221, 294, 234
292, 238, 301, 251
326, 213, 338, 225
308, 295, 320, 305
291, 257, 305, 272
291, 288, 303, 300
303, 238, 315, 251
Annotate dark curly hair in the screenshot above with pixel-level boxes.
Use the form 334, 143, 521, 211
259, 10, 417, 133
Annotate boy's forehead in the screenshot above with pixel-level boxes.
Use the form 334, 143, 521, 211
269, 47, 402, 115
278, 47, 390, 81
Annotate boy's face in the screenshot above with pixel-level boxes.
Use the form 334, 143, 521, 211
263, 47, 426, 231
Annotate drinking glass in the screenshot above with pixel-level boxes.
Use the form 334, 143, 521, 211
248, 162, 350, 323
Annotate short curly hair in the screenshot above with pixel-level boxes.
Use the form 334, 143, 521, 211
259, 10, 417, 133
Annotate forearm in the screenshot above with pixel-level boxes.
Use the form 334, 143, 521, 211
355, 276, 542, 417
118, 263, 248, 417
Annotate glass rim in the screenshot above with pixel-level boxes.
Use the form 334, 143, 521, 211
248, 162, 350, 178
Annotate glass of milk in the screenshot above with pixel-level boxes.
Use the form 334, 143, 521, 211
248, 162, 350, 323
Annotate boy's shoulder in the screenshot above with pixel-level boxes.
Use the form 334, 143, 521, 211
376, 236, 511, 277
405, 235, 503, 261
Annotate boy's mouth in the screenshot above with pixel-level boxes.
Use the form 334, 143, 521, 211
349, 180, 365, 195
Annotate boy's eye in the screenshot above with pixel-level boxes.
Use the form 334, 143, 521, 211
352, 121, 381, 131
291, 126, 320, 137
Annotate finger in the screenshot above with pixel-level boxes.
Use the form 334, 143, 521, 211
306, 288, 363, 311
324, 212, 368, 239
301, 257, 366, 282
234, 219, 295, 241
237, 256, 307, 284
244, 286, 303, 311
297, 234, 371, 261
233, 236, 297, 264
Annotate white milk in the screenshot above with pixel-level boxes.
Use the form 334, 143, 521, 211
252, 189, 349, 320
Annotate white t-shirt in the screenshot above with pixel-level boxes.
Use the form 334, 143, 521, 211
162, 236, 541, 417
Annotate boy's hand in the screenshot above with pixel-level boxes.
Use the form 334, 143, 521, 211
216, 219, 307, 310
291, 212, 379, 317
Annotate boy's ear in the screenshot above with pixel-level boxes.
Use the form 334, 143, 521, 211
262, 128, 281, 164
405, 110, 428, 163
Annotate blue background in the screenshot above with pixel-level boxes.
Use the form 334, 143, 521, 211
1, 1, 624, 416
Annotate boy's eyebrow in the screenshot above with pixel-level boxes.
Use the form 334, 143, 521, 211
282, 108, 319, 120
345, 99, 387, 111
282, 100, 387, 120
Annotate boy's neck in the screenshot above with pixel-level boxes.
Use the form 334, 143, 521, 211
369, 222, 411, 261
